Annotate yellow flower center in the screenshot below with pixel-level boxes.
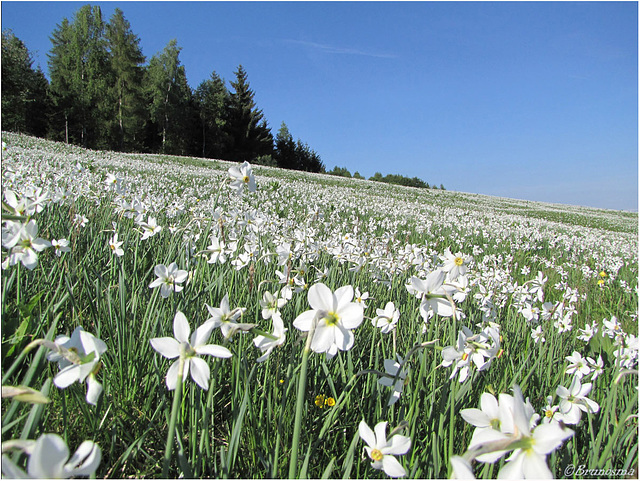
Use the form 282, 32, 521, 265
454, 256, 464, 266
243, 175, 250, 184
324, 312, 340, 326
370, 449, 384, 461
545, 409, 554, 418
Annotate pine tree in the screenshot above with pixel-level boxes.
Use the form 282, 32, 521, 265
1, 29, 50, 136
195, 71, 230, 159
106, 8, 146, 151
225, 64, 273, 162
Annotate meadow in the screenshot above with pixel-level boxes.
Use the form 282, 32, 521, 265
1, 131, 637, 479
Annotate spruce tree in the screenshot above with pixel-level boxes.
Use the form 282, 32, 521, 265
274, 122, 297, 169
145, 39, 192, 154
226, 64, 273, 162
195, 71, 230, 159
48, 5, 111, 148
106, 8, 146, 151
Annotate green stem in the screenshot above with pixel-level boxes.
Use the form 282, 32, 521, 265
288, 315, 318, 479
163, 345, 186, 478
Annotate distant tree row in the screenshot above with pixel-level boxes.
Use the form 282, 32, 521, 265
327, 166, 445, 190
1, 5, 323, 172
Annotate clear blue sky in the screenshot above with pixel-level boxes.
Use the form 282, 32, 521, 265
2, 1, 638, 211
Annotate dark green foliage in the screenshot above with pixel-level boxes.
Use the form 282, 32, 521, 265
225, 64, 273, 162
194, 71, 230, 159
47, 5, 112, 148
105, 8, 146, 151
144, 39, 194, 154
274, 122, 324, 173
327, 166, 352, 178
1, 30, 50, 137
369, 172, 433, 189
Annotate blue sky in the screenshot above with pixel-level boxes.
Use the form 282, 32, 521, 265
2, 1, 638, 211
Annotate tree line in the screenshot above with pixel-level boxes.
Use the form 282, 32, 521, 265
2, 4, 444, 188
1, 5, 323, 172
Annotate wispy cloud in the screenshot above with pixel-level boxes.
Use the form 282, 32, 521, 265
282, 39, 397, 59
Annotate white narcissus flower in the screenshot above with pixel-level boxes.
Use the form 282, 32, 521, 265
46, 326, 107, 406
150, 311, 232, 390
149, 262, 188, 298
3, 219, 51, 270
228, 161, 256, 193
440, 247, 471, 281
1, 433, 101, 478
556, 376, 600, 425
359, 420, 411, 477
138, 216, 162, 240
409, 270, 456, 318
372, 301, 400, 334
378, 355, 408, 406
449, 455, 475, 479
259, 290, 287, 320
205, 236, 227, 264
292, 283, 364, 360
565, 351, 592, 379
253, 311, 287, 362
108, 233, 124, 257
51, 239, 71, 257
205, 294, 253, 339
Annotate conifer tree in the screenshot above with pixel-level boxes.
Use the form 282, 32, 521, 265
145, 39, 192, 154
48, 5, 111, 148
48, 18, 75, 143
274, 122, 298, 169
225, 64, 273, 162
106, 8, 146, 151
195, 71, 230, 159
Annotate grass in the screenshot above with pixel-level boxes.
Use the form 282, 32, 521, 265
1, 131, 638, 478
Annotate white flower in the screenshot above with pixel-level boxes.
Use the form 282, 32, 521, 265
138, 216, 162, 240
3, 220, 50, 270
253, 312, 287, 362
228, 161, 256, 193
51, 239, 71, 257
46, 327, 107, 406
1, 433, 101, 478
108, 233, 124, 257
358, 420, 411, 477
531, 326, 545, 344
440, 247, 471, 281
205, 294, 252, 339
378, 355, 408, 406
372, 301, 400, 334
150, 311, 232, 390
409, 269, 456, 318
556, 377, 600, 425
259, 290, 287, 320
565, 351, 591, 379
149, 262, 188, 298
587, 355, 604, 380
204, 236, 228, 264
292, 283, 364, 360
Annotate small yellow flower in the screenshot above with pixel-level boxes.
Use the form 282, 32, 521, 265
599, 271, 607, 278
597, 279, 606, 288
315, 394, 325, 408
325, 396, 336, 407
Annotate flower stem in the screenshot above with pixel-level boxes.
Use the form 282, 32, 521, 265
288, 315, 318, 478
163, 345, 186, 478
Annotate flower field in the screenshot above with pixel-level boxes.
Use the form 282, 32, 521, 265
1, 131, 638, 478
